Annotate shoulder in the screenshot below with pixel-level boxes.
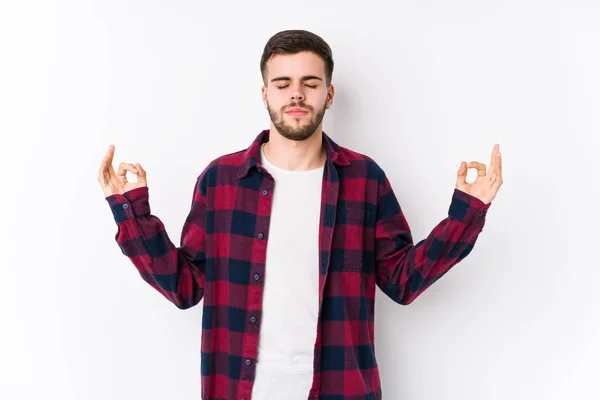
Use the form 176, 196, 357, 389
195, 148, 248, 196
336, 145, 387, 184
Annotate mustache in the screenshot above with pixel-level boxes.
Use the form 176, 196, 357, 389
283, 103, 312, 111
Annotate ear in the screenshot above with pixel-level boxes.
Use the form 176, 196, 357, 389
326, 84, 335, 108
261, 86, 268, 109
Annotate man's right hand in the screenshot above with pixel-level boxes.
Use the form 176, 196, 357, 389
98, 144, 148, 197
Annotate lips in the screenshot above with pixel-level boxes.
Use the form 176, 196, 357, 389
285, 107, 309, 115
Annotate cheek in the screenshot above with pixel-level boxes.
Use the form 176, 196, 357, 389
266, 91, 285, 107
312, 91, 328, 104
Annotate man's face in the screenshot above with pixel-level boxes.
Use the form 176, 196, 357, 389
262, 51, 334, 141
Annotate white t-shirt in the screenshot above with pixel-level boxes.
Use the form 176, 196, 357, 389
251, 144, 324, 399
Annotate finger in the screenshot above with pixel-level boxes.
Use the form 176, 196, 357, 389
117, 162, 138, 177
98, 144, 115, 175
489, 144, 499, 171
491, 170, 503, 193
496, 148, 502, 174
467, 161, 487, 176
135, 163, 146, 177
456, 161, 468, 185
135, 163, 147, 185
489, 148, 502, 183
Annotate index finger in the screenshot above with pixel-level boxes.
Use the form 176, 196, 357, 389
99, 145, 115, 174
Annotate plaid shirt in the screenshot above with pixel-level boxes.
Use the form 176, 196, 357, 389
106, 129, 491, 400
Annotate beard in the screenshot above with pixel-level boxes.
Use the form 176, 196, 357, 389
267, 99, 327, 141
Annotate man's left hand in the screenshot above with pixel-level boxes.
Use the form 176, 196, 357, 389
456, 144, 503, 205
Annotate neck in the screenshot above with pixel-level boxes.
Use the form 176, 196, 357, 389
263, 126, 326, 171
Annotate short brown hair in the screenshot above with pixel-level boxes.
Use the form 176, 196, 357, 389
260, 29, 334, 86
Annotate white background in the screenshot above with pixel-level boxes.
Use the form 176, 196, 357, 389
1, 0, 599, 399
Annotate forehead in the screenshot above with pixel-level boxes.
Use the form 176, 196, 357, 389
266, 51, 325, 78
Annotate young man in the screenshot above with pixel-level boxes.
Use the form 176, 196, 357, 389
98, 30, 502, 400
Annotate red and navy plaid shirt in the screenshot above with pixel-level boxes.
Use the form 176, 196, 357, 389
106, 129, 491, 400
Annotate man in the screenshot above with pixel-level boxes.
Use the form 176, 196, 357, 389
98, 29, 502, 400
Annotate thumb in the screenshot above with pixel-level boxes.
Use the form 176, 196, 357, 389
456, 161, 467, 185
135, 163, 147, 185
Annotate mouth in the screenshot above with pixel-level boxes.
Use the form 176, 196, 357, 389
285, 107, 309, 116
286, 111, 309, 116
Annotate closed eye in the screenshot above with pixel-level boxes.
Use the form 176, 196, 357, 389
277, 84, 317, 89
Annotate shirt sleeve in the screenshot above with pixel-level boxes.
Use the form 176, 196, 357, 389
374, 172, 491, 305
104, 177, 207, 309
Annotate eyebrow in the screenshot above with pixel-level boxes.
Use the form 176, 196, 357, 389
270, 75, 323, 83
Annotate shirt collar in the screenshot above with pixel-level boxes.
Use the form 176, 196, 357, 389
236, 129, 350, 179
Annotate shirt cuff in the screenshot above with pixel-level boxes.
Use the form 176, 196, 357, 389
448, 188, 492, 224
105, 186, 151, 223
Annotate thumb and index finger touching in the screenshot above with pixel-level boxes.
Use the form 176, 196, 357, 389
456, 144, 501, 186
98, 144, 147, 185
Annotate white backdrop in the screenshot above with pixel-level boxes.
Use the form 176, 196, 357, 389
1, 0, 599, 399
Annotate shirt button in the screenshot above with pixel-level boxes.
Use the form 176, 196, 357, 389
257, 168, 263, 174
257, 232, 264, 239
245, 359, 252, 366
262, 189, 268, 196
253, 273, 260, 281
122, 203, 129, 210
478, 211, 484, 217
250, 316, 257, 323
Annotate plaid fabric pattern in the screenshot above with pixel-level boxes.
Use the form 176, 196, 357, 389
106, 129, 491, 399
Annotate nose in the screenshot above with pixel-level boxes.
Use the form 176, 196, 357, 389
290, 93, 305, 103
290, 83, 305, 102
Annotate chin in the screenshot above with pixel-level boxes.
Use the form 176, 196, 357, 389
277, 127, 315, 141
